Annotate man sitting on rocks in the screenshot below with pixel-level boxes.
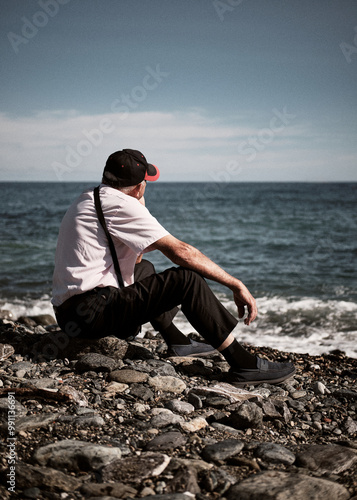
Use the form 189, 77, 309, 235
52, 149, 295, 386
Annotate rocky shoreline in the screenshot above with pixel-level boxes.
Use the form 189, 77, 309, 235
0, 310, 356, 500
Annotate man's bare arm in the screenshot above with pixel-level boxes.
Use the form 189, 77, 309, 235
147, 234, 257, 325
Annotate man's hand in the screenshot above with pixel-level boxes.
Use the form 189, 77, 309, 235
233, 283, 257, 325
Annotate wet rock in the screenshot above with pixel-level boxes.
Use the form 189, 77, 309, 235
24, 377, 59, 389
0, 324, 43, 357
200, 467, 236, 495
291, 390, 307, 399
133, 402, 149, 413
131, 495, 193, 500
187, 392, 203, 409
0, 310, 13, 320
13, 462, 82, 492
110, 368, 149, 383
148, 375, 186, 394
75, 353, 117, 373
226, 470, 350, 500
205, 396, 231, 408
101, 452, 170, 484
126, 341, 154, 359
343, 416, 357, 435
90, 336, 129, 360
150, 411, 184, 428
33, 334, 128, 362
14, 413, 63, 432
104, 381, 129, 395
287, 398, 305, 411
176, 359, 214, 377
261, 400, 282, 419
166, 464, 201, 495
165, 399, 195, 414
34, 314, 57, 326
129, 383, 154, 401
171, 457, 213, 474
201, 438, 244, 462
17, 316, 38, 327
8, 360, 34, 375
80, 482, 138, 498
333, 389, 357, 401
313, 421, 323, 431
296, 444, 357, 474
264, 385, 288, 400
59, 414, 105, 427
58, 384, 88, 406
0, 343, 15, 361
312, 381, 329, 395
145, 359, 177, 376
22, 487, 41, 498
0, 397, 27, 421
180, 416, 208, 433
30, 331, 82, 361
255, 443, 296, 465
253, 387, 272, 398
190, 382, 262, 404
221, 401, 264, 429
210, 422, 244, 436
145, 431, 188, 451
33, 439, 122, 471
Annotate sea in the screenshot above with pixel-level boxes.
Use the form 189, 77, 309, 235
0, 182, 356, 359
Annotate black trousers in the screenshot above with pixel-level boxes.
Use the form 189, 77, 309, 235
133, 259, 179, 332
54, 260, 238, 348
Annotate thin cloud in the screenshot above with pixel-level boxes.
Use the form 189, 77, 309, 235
0, 110, 354, 182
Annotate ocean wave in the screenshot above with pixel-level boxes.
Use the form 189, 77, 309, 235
0, 295, 54, 319
1, 293, 356, 359
159, 294, 357, 359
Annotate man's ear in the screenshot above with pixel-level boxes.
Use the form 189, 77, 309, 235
129, 184, 142, 199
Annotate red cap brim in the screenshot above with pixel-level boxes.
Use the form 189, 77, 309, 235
145, 164, 160, 182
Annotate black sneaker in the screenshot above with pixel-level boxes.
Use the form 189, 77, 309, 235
169, 338, 216, 357
226, 357, 296, 387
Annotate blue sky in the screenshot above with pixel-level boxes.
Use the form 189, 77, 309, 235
1, 0, 356, 181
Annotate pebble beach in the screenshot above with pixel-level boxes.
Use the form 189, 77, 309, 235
0, 310, 356, 500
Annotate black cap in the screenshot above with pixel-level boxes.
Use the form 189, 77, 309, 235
102, 149, 160, 187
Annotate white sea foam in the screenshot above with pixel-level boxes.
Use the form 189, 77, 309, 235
0, 295, 54, 319
227, 294, 357, 359
148, 294, 357, 359
2, 294, 356, 359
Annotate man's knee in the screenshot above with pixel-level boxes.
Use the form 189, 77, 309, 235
174, 266, 207, 292
178, 266, 204, 281
134, 259, 155, 281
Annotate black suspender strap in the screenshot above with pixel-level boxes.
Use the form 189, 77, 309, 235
93, 186, 124, 288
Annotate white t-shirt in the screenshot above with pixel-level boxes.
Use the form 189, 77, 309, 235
52, 184, 169, 306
